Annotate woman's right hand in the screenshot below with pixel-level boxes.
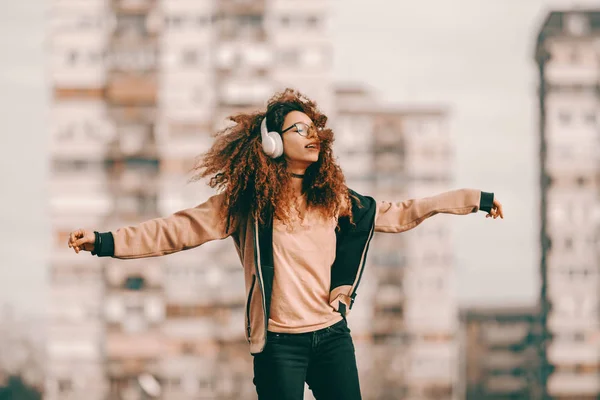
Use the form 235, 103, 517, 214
68, 229, 96, 254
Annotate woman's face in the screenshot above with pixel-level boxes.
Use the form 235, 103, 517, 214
280, 111, 320, 167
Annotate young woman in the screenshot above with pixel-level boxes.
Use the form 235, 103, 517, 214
68, 89, 503, 400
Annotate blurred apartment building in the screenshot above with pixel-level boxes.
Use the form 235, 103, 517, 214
47, 0, 332, 399
534, 10, 600, 400
47, 1, 456, 399
336, 87, 456, 400
0, 306, 45, 394
459, 306, 542, 400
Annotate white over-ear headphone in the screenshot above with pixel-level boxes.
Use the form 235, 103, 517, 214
260, 116, 284, 158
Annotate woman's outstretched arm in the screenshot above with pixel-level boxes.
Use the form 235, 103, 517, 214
67, 192, 232, 259
374, 189, 502, 233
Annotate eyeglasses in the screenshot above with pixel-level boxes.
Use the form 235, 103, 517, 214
281, 122, 318, 138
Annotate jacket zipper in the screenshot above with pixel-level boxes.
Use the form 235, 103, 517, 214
246, 274, 256, 342
349, 224, 375, 307
253, 221, 269, 351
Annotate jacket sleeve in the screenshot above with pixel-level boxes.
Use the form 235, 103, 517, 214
92, 192, 233, 259
374, 189, 494, 233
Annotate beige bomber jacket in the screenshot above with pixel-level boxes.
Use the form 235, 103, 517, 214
92, 188, 493, 354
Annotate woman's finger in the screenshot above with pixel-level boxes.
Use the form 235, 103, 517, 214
69, 229, 83, 245
73, 238, 88, 248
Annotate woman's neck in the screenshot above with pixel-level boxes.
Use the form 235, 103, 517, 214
289, 173, 304, 197
287, 164, 307, 197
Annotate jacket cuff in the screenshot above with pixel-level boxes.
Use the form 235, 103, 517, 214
91, 231, 115, 257
479, 191, 494, 213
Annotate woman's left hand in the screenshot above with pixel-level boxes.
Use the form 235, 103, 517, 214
486, 198, 504, 219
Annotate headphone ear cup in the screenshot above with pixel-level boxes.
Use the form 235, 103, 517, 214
268, 132, 284, 158
260, 117, 283, 158
262, 133, 276, 157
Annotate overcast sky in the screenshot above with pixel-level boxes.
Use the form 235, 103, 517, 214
1, 0, 597, 316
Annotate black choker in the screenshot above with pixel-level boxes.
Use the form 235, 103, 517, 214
290, 173, 305, 179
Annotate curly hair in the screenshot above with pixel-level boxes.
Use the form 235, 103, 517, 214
190, 88, 352, 232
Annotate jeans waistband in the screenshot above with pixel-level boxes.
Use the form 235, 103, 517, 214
267, 318, 346, 338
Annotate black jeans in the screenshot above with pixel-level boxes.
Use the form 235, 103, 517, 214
253, 318, 362, 400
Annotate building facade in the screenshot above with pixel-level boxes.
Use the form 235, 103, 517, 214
534, 9, 600, 400
48, 1, 457, 399
48, 0, 332, 399
47, 0, 113, 398
459, 306, 542, 400
335, 86, 456, 400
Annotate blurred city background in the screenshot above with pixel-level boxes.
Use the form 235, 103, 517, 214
0, 0, 599, 399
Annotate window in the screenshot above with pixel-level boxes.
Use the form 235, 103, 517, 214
166, 304, 212, 318
125, 303, 144, 314
182, 49, 201, 66
246, 14, 262, 27
279, 49, 299, 65
124, 276, 145, 291
558, 111, 572, 125
182, 342, 195, 354
219, 14, 262, 39
167, 377, 181, 389
584, 112, 596, 126
78, 16, 94, 29
67, 50, 78, 65
58, 379, 72, 393
423, 251, 440, 265
569, 48, 579, 64
88, 51, 102, 64
166, 15, 183, 29
115, 14, 147, 37
199, 377, 215, 391
196, 16, 208, 27
565, 237, 573, 249
115, 194, 157, 216
303, 48, 322, 68
559, 145, 573, 159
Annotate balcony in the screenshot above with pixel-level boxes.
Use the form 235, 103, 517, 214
372, 309, 405, 337
548, 372, 600, 396
484, 375, 527, 394
374, 287, 404, 310
111, 0, 158, 15
371, 250, 407, 268
104, 182, 159, 214
218, 25, 266, 42
108, 41, 158, 73
106, 73, 157, 105
53, 87, 105, 100
217, 0, 265, 15
105, 332, 165, 359
548, 343, 600, 365
483, 350, 530, 371
422, 384, 453, 398
374, 152, 405, 173
105, 125, 159, 160
108, 105, 157, 125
